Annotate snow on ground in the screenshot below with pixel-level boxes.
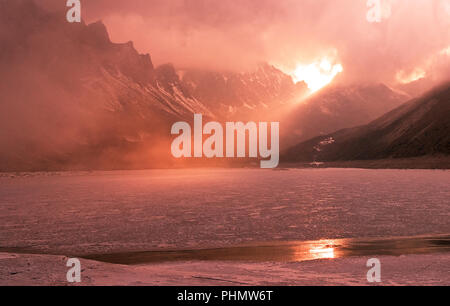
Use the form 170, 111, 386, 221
0, 252, 448, 286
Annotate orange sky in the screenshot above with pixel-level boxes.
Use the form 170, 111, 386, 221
46, 0, 450, 86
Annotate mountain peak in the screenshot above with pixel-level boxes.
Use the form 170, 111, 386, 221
284, 83, 450, 162
85, 21, 110, 45
155, 63, 180, 86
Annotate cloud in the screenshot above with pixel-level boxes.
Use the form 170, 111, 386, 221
42, 0, 450, 85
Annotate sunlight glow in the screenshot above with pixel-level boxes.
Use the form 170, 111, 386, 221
396, 46, 449, 85
292, 58, 343, 93
441, 46, 450, 56
396, 68, 426, 84
291, 239, 339, 261
309, 245, 336, 260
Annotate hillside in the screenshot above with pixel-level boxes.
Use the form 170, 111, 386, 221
179, 65, 308, 120
283, 83, 450, 162
281, 83, 409, 148
0, 1, 302, 171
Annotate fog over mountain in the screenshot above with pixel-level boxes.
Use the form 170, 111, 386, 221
281, 83, 409, 148
179, 65, 308, 120
0, 0, 304, 170
62, 0, 450, 87
283, 83, 450, 162
0, 0, 448, 171
0, 0, 195, 170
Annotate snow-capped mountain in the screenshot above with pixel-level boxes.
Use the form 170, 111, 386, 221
282, 83, 410, 148
0, 0, 433, 171
283, 83, 450, 162
0, 0, 305, 170
179, 64, 308, 119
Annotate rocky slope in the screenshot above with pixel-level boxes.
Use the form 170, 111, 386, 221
282, 83, 410, 148
283, 83, 450, 162
0, 0, 433, 171
179, 64, 308, 120
0, 0, 303, 170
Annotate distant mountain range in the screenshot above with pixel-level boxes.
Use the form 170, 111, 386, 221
283, 83, 450, 162
0, 1, 305, 170
0, 0, 446, 170
281, 83, 409, 148
179, 65, 308, 120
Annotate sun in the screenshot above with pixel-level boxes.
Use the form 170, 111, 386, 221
292, 58, 343, 93
396, 68, 426, 84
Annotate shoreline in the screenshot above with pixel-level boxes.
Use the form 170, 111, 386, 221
1, 234, 448, 263
282, 156, 450, 170
82, 234, 450, 265
1, 156, 450, 173
1, 252, 449, 286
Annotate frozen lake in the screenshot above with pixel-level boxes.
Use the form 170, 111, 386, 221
0, 169, 449, 256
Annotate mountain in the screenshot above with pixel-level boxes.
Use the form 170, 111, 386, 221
396, 77, 436, 98
0, 0, 306, 171
0, 0, 440, 171
281, 83, 410, 148
283, 83, 450, 162
179, 65, 308, 120
0, 0, 208, 171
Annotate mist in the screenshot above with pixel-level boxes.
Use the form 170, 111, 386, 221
67, 0, 450, 86
1, 0, 449, 171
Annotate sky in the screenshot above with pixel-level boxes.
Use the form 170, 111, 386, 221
49, 0, 450, 88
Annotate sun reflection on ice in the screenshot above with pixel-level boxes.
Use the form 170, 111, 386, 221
291, 239, 339, 261
309, 244, 336, 260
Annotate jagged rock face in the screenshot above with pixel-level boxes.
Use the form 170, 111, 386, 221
0, 0, 429, 171
0, 0, 196, 170
283, 83, 450, 162
179, 64, 308, 119
0, 0, 305, 170
0, 0, 214, 116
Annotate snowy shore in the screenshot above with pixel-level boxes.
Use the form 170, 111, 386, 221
1, 252, 448, 286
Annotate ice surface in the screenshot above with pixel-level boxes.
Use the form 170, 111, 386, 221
0, 169, 449, 255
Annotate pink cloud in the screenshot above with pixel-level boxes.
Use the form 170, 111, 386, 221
43, 0, 450, 85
